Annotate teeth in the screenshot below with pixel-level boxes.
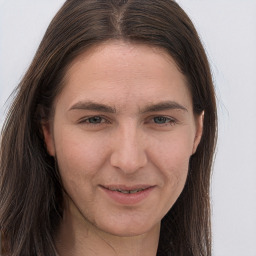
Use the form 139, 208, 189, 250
129, 189, 142, 194
108, 188, 145, 194
119, 190, 130, 194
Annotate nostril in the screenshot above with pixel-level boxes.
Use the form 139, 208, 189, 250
110, 146, 147, 174
109, 127, 147, 173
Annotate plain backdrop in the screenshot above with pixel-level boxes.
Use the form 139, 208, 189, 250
1, 1, 256, 255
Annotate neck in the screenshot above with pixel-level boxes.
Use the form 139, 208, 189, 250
55, 205, 160, 256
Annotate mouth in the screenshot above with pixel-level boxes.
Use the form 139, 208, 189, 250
101, 185, 153, 194
106, 187, 148, 194
99, 184, 155, 205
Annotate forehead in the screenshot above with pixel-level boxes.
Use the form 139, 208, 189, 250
58, 40, 192, 112
65, 40, 184, 82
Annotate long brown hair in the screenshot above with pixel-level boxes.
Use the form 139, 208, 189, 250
0, 0, 217, 255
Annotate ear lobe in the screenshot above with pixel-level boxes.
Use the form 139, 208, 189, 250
41, 122, 55, 156
192, 111, 204, 154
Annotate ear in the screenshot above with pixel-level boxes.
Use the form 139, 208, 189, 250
192, 111, 204, 154
41, 121, 56, 156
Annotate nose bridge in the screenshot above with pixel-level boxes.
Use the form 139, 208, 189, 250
110, 121, 147, 173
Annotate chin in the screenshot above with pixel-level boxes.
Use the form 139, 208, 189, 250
95, 216, 160, 237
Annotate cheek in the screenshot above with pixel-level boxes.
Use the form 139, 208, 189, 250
54, 128, 109, 183
151, 130, 194, 170
54, 130, 110, 215
162, 148, 190, 192
154, 143, 190, 212
149, 131, 193, 197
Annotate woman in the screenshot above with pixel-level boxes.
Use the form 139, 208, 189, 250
0, 0, 217, 255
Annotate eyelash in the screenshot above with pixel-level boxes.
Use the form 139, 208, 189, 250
150, 116, 177, 126
78, 115, 177, 127
78, 116, 110, 126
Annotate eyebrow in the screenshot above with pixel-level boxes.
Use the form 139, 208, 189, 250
69, 100, 188, 114
69, 101, 116, 113
140, 101, 188, 113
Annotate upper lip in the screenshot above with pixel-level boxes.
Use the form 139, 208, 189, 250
100, 185, 154, 191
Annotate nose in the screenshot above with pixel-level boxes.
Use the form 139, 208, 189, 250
110, 124, 148, 174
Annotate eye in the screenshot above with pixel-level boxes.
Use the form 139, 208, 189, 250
154, 116, 169, 124
153, 116, 175, 125
79, 116, 109, 125
87, 116, 103, 124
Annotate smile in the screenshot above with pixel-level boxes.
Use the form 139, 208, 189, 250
107, 188, 147, 194
100, 185, 155, 205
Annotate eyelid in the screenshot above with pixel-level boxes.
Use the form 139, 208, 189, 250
78, 115, 111, 125
146, 115, 178, 125
76, 114, 178, 127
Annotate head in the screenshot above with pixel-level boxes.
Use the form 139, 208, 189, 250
0, 1, 217, 256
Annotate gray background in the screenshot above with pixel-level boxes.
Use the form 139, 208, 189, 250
0, 0, 256, 255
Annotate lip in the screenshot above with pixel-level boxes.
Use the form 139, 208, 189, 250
99, 184, 155, 205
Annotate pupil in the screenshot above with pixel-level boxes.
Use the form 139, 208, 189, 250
154, 117, 167, 124
89, 116, 102, 123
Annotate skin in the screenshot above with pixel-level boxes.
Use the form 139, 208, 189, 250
43, 41, 203, 256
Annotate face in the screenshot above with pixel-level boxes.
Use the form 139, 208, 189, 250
43, 41, 203, 237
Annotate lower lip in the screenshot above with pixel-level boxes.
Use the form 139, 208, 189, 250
100, 186, 155, 205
